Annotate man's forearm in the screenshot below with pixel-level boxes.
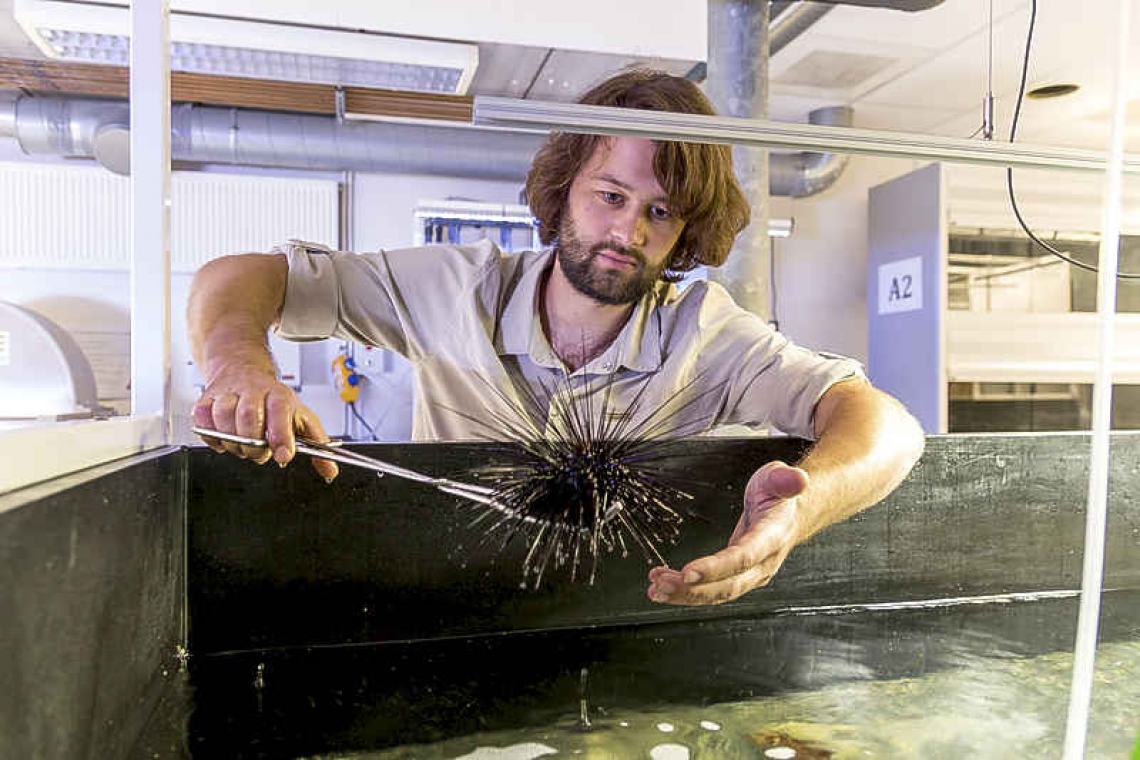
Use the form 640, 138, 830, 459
793, 380, 925, 542
187, 253, 289, 382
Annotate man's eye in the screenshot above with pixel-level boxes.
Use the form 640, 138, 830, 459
599, 191, 623, 204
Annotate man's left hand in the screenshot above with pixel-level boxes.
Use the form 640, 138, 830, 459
647, 461, 809, 605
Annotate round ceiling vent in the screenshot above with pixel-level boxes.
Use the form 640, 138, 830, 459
1026, 84, 1080, 99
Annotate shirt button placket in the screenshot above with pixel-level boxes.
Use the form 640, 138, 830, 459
544, 368, 569, 439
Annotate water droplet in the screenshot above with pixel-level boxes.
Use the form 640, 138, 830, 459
700, 720, 721, 731
656, 722, 675, 733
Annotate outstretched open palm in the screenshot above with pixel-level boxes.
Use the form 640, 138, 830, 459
647, 460, 809, 605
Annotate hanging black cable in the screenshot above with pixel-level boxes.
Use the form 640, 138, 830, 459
1006, 0, 1140, 279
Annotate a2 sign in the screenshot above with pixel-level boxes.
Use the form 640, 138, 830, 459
877, 256, 924, 315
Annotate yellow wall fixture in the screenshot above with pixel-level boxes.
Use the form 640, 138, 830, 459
332, 355, 360, 404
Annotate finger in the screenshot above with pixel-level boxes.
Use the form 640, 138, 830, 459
296, 407, 338, 482
651, 565, 771, 606
264, 386, 298, 467
210, 394, 247, 457
234, 390, 270, 462
646, 568, 685, 602
648, 566, 680, 584
192, 398, 226, 453
747, 461, 809, 502
679, 534, 781, 587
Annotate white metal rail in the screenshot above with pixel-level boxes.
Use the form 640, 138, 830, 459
473, 96, 1140, 176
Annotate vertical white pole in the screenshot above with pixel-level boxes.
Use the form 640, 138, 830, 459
129, 0, 172, 441
1061, 0, 1131, 757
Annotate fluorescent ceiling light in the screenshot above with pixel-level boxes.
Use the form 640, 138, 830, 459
13, 0, 478, 95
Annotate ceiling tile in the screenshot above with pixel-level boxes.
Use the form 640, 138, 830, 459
774, 49, 899, 90
523, 50, 694, 102
843, 102, 962, 133
805, 0, 1028, 50
468, 43, 549, 98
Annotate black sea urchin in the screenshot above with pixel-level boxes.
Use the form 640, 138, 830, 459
442, 369, 724, 586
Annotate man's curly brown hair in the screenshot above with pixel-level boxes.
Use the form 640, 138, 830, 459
525, 70, 749, 280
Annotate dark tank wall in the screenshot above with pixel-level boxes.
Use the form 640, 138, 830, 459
0, 449, 188, 760
4, 433, 1140, 759
186, 433, 1140, 654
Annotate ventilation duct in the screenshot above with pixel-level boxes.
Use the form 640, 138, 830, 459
1, 96, 542, 181
770, 1, 837, 57
770, 105, 854, 197
1, 94, 852, 195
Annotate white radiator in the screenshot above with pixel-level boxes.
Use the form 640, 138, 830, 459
0, 162, 339, 272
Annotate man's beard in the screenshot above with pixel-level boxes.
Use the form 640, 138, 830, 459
555, 215, 666, 306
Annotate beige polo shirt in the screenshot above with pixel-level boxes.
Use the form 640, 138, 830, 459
276, 238, 863, 443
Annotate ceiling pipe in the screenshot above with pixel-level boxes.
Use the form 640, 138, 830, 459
1, 93, 852, 196
0, 95, 544, 181
771, 104, 854, 197
770, 1, 837, 57
766, 0, 852, 198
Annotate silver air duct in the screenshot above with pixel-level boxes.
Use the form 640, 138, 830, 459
1, 95, 544, 181
1, 93, 851, 196
770, 105, 854, 198
706, 0, 771, 320
770, 1, 837, 57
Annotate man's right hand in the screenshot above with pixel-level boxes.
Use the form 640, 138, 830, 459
192, 361, 339, 482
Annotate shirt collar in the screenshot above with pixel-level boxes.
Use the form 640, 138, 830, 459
494, 249, 663, 374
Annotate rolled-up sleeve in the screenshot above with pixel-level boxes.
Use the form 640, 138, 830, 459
273, 238, 501, 360
275, 239, 408, 354
276, 240, 342, 340
729, 335, 864, 439
696, 284, 864, 439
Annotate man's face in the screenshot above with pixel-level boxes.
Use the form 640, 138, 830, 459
556, 137, 686, 305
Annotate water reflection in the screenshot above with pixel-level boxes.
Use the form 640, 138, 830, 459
331, 639, 1140, 759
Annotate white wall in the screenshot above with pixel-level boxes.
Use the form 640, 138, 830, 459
769, 154, 927, 365
0, 145, 527, 443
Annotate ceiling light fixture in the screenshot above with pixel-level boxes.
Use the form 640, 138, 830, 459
1027, 84, 1080, 99
13, 0, 479, 95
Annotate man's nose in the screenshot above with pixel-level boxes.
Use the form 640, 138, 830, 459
611, 206, 648, 248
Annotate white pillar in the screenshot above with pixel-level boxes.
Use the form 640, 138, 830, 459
129, 0, 172, 440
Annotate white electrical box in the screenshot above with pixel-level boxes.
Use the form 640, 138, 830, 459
267, 334, 302, 389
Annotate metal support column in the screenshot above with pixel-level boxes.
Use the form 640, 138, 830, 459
706, 0, 770, 321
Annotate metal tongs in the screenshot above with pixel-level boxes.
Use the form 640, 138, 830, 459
191, 426, 506, 512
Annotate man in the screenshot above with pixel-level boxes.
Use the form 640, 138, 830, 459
189, 70, 924, 607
